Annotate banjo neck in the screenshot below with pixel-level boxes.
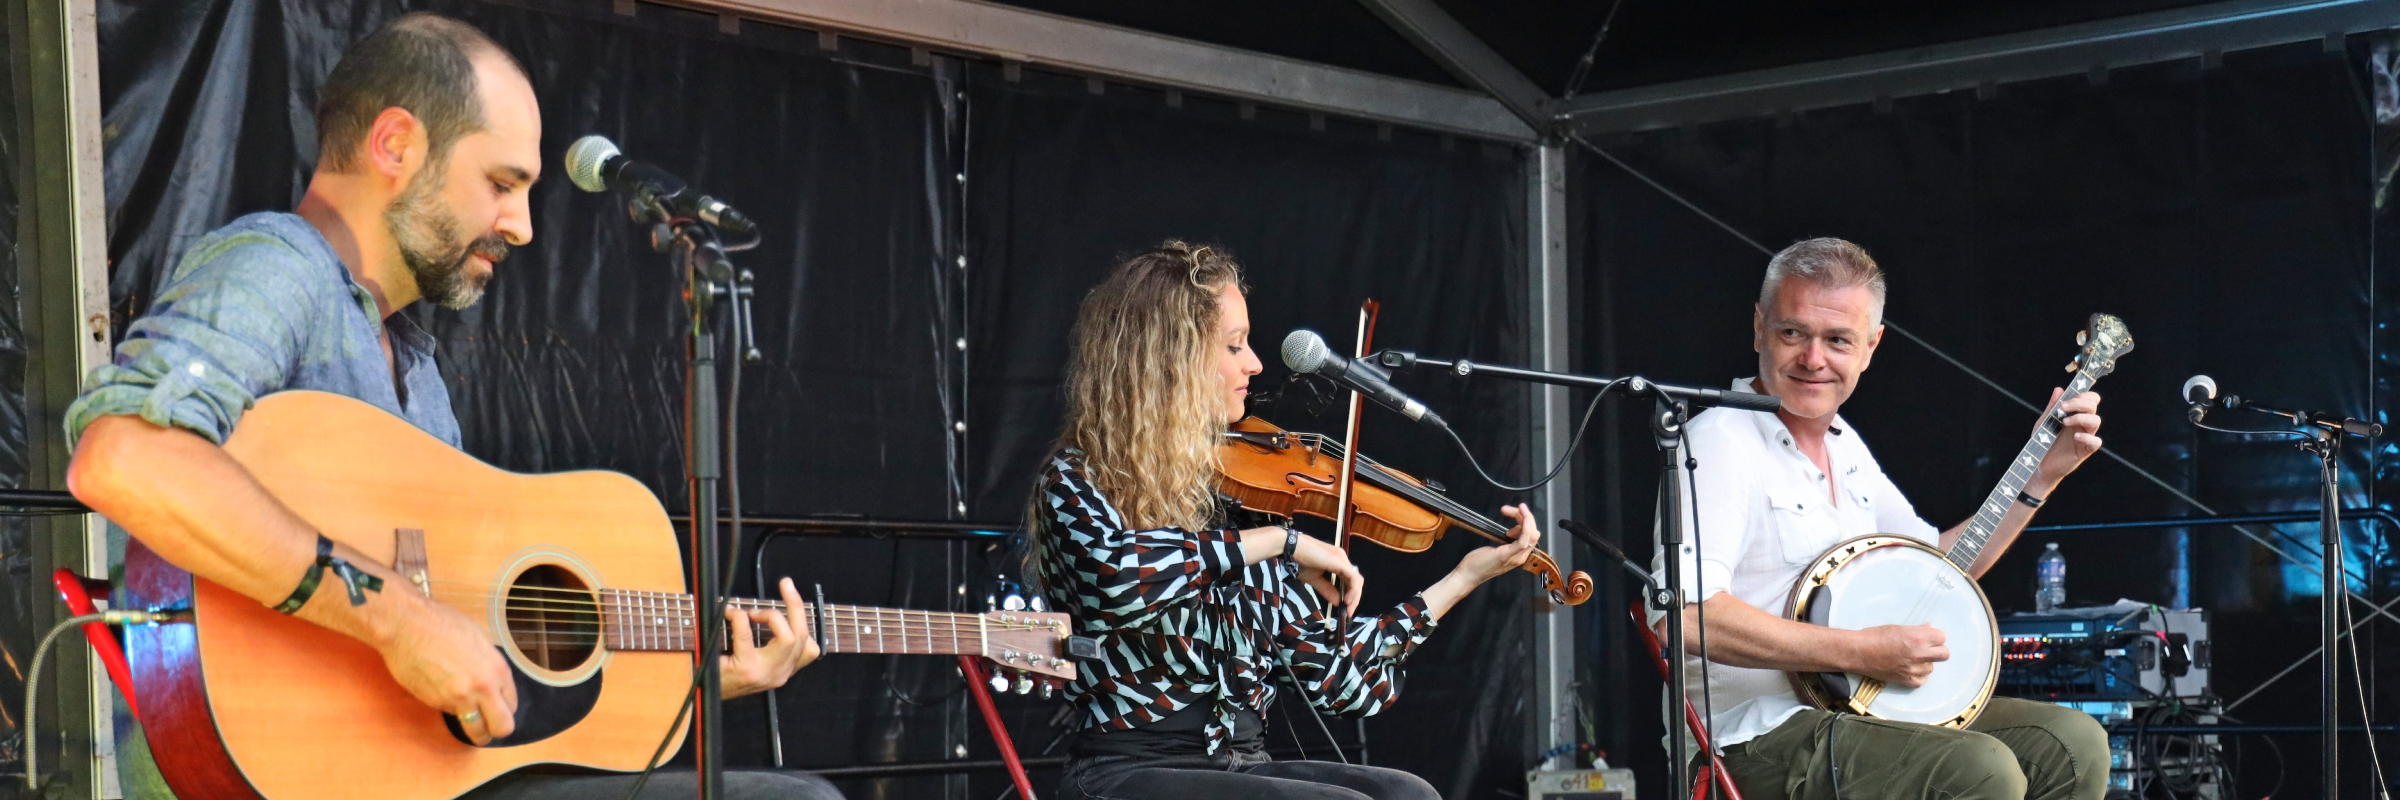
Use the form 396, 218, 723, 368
1942, 368, 2097, 569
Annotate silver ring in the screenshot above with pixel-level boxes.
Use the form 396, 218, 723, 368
460, 710, 481, 724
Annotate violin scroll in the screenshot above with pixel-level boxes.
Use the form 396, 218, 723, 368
1548, 564, 1594, 606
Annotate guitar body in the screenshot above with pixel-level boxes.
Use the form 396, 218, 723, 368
123, 391, 692, 800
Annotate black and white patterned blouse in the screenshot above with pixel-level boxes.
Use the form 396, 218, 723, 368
1034, 450, 1438, 754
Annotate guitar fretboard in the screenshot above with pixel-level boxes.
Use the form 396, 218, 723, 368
597, 590, 989, 655
1944, 369, 2096, 569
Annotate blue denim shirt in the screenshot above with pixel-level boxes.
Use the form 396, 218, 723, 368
66, 212, 460, 447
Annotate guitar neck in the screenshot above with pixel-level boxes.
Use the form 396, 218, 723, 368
1945, 370, 2095, 569
598, 590, 988, 655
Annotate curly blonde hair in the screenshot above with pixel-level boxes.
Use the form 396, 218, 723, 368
1051, 241, 1247, 533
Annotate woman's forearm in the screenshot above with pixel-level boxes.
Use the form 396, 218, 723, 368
1237, 525, 1290, 565
1419, 570, 1481, 621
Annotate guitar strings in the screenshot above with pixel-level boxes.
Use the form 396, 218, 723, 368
488, 621, 1058, 653
416, 591, 1056, 632
488, 616, 1055, 639
413, 584, 1054, 628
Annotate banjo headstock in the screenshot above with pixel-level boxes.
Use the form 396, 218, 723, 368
2064, 313, 2134, 382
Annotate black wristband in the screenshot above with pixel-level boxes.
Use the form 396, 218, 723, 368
2016, 491, 2046, 509
271, 534, 386, 614
1280, 526, 1300, 561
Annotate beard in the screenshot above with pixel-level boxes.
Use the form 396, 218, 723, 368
385, 161, 509, 310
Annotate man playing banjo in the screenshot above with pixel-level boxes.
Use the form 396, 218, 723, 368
1657, 238, 2111, 800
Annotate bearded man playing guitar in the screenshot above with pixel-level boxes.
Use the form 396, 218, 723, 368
64, 14, 840, 800
1656, 238, 2111, 800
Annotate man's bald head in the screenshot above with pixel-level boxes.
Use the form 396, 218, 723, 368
313, 13, 528, 173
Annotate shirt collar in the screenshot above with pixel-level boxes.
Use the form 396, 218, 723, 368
384, 307, 438, 358
1737, 376, 1846, 451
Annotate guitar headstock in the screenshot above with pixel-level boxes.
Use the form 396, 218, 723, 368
980, 609, 1079, 683
2066, 313, 2134, 381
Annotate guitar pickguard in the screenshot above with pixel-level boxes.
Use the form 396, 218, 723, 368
442, 648, 604, 747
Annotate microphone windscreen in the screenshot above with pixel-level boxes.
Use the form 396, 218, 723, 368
1281, 330, 1328, 374
564, 135, 620, 194
2181, 374, 2217, 405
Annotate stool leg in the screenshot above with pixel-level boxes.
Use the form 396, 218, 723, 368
959, 656, 1037, 800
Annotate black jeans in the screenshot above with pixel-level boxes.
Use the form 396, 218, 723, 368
460, 769, 847, 800
1057, 751, 1438, 800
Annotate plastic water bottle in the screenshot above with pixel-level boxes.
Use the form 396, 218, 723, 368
2035, 543, 2066, 613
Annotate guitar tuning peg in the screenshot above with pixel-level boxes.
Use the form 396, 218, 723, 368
1029, 595, 1047, 612
989, 670, 1010, 693
1039, 681, 1056, 700
984, 594, 998, 612
1013, 674, 1035, 695
1002, 594, 1028, 612
2065, 361, 2080, 373
2076, 330, 2088, 346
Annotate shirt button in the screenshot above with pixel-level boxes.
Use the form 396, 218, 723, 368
186, 362, 206, 377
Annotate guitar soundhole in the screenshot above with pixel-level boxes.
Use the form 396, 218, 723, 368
505, 565, 598, 671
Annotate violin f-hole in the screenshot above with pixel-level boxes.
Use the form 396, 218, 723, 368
1288, 472, 1336, 489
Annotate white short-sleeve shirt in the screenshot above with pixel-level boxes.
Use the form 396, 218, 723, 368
1650, 378, 1943, 749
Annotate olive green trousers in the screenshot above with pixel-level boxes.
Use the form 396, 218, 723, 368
1709, 697, 2110, 800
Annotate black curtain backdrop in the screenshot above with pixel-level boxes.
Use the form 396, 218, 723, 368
0, 0, 37, 776
92, 1, 1539, 798
1571, 42, 2396, 799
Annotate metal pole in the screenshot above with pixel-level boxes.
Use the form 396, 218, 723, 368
1528, 141, 1578, 770
12, 1, 116, 796
2318, 431, 2343, 800
1652, 398, 1693, 796
678, 232, 728, 800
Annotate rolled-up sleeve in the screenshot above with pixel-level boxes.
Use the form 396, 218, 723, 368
65, 233, 317, 445
1650, 413, 1763, 616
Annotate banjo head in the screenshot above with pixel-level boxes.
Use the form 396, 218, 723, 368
1787, 535, 1999, 728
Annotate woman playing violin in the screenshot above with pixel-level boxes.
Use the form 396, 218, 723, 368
1032, 241, 1544, 800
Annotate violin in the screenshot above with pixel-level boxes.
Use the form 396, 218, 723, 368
1216, 416, 1594, 606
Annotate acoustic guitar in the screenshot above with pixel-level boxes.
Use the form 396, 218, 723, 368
118, 391, 1076, 800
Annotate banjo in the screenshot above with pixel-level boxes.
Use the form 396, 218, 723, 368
1783, 313, 2132, 728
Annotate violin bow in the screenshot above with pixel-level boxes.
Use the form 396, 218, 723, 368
1329, 299, 1378, 624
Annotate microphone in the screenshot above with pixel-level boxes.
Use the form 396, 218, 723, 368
564, 135, 755, 234
2184, 375, 2382, 437
1281, 329, 1449, 430
2182, 374, 2217, 423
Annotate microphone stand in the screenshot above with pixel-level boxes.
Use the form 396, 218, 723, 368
647, 198, 760, 800
2198, 399, 2379, 800
1375, 352, 1775, 796
2309, 425, 2344, 800
1651, 396, 1696, 796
